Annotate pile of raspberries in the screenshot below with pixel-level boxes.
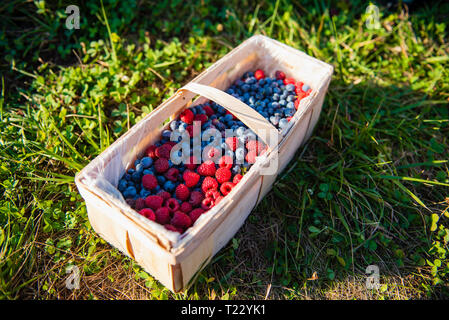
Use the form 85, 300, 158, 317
118, 69, 311, 234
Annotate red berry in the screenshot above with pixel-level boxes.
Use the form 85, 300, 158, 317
166, 198, 180, 212
183, 170, 200, 188
201, 197, 215, 210
154, 158, 169, 173
186, 124, 200, 137
164, 167, 179, 182
175, 184, 190, 201
218, 155, 233, 169
284, 77, 295, 85
202, 176, 219, 193
233, 174, 243, 184
145, 145, 157, 158
215, 167, 231, 184
294, 98, 301, 110
139, 208, 155, 221
134, 198, 146, 211
185, 155, 198, 170
220, 182, 235, 196
215, 196, 224, 205
254, 69, 265, 80
245, 150, 258, 164
171, 211, 192, 229
205, 189, 220, 200
180, 109, 194, 124
180, 202, 193, 213
155, 143, 171, 159
202, 105, 214, 117
275, 70, 286, 80
157, 190, 171, 201
164, 224, 183, 233
225, 137, 238, 151
142, 174, 158, 190
189, 208, 205, 223
144, 195, 163, 210
197, 160, 216, 176
246, 140, 265, 155
155, 207, 170, 224
189, 190, 204, 207
205, 146, 220, 161
194, 113, 208, 125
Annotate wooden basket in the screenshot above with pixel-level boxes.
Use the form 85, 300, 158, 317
75, 35, 333, 292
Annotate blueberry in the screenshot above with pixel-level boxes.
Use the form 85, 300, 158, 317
286, 84, 296, 92
118, 179, 128, 192
286, 102, 295, 109
143, 169, 154, 176
287, 95, 296, 102
279, 118, 289, 129
231, 165, 241, 175
127, 168, 136, 175
302, 84, 310, 92
170, 121, 178, 131
272, 93, 280, 101
163, 180, 175, 193
270, 116, 280, 126
140, 189, 151, 198
157, 175, 166, 185
162, 129, 172, 140
140, 157, 153, 169
235, 148, 245, 162
124, 173, 131, 181
132, 171, 142, 183
284, 109, 295, 117
123, 186, 137, 198
279, 99, 287, 107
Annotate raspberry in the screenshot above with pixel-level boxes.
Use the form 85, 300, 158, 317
294, 98, 301, 110
171, 211, 192, 229
194, 113, 208, 125
139, 208, 155, 221
295, 81, 304, 94
189, 208, 205, 223
201, 197, 215, 210
189, 190, 204, 207
145, 145, 157, 158
164, 224, 183, 233
154, 158, 169, 173
215, 167, 231, 184
215, 196, 224, 205
180, 109, 194, 124
306, 88, 312, 96
125, 198, 135, 208
202, 176, 219, 193
175, 184, 190, 201
225, 137, 238, 151
135, 198, 146, 211
254, 69, 265, 80
218, 155, 233, 169
275, 70, 286, 80
205, 146, 220, 161
185, 155, 198, 171
233, 174, 243, 184
205, 189, 220, 200
220, 182, 235, 196
197, 160, 216, 176
144, 195, 163, 210
245, 150, 258, 164
202, 105, 214, 117
142, 174, 158, 190
166, 198, 180, 212
155, 144, 171, 159
183, 170, 200, 188
246, 140, 265, 154
284, 77, 295, 85
155, 207, 170, 224
180, 202, 193, 213
164, 167, 179, 182
157, 190, 171, 201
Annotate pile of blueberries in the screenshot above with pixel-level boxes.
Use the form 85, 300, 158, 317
117, 69, 311, 233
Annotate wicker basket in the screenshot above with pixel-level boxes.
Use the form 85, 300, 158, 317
75, 35, 333, 292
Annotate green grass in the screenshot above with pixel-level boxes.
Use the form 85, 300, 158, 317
0, 0, 448, 299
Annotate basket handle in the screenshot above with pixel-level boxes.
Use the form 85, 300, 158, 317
177, 82, 281, 148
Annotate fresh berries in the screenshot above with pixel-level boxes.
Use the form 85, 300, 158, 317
171, 211, 192, 229
142, 174, 158, 190
139, 208, 156, 221
155, 207, 170, 224
254, 69, 265, 80
202, 176, 219, 193
218, 155, 233, 169
180, 109, 194, 124
197, 160, 216, 176
175, 184, 190, 201
119, 68, 311, 234
145, 195, 163, 210
189, 208, 205, 223
215, 167, 231, 184
183, 170, 200, 188
220, 182, 235, 196
154, 158, 169, 173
